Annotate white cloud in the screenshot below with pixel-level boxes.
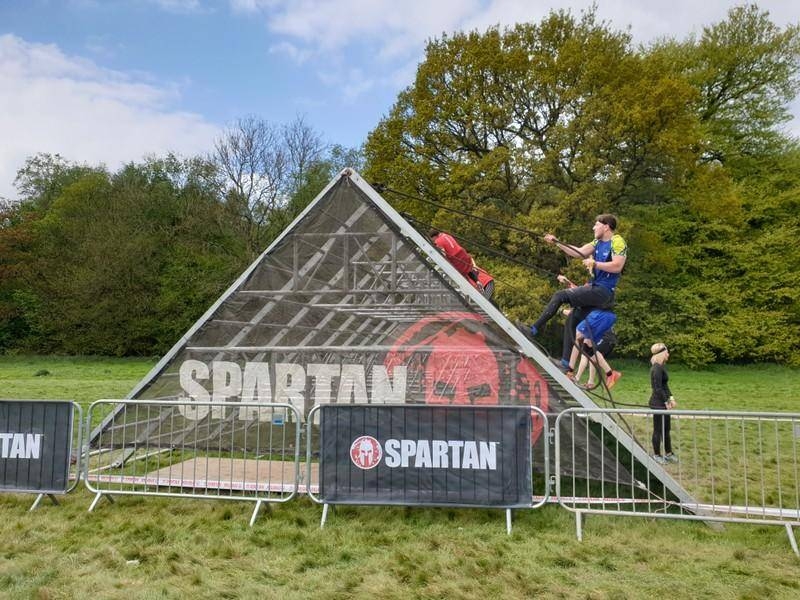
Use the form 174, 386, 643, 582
229, 0, 265, 13
246, 0, 800, 129
264, 0, 480, 56
0, 34, 220, 201
255, 0, 799, 54
84, 35, 123, 61
229, 0, 481, 60
237, 0, 483, 102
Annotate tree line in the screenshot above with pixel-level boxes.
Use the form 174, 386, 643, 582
364, 4, 800, 366
0, 117, 362, 356
0, 4, 798, 365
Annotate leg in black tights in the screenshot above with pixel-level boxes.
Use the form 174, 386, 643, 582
652, 412, 672, 455
533, 285, 613, 332
562, 306, 590, 364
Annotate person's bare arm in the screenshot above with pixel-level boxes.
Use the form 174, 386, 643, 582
584, 254, 627, 273
544, 234, 593, 259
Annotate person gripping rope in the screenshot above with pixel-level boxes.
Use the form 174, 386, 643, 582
567, 310, 621, 390
574, 328, 618, 390
517, 215, 627, 367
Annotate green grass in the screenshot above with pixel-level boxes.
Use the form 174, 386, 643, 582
1, 356, 799, 598
605, 360, 800, 412
0, 354, 153, 406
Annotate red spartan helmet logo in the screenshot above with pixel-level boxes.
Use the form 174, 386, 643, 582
384, 312, 549, 443
350, 435, 382, 470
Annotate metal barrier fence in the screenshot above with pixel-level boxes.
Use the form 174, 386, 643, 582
84, 400, 302, 526
0, 400, 83, 511
10, 398, 800, 555
305, 404, 549, 533
554, 408, 800, 556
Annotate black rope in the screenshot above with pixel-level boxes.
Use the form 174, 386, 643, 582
377, 184, 590, 259
380, 185, 538, 236
567, 334, 648, 409
400, 211, 559, 281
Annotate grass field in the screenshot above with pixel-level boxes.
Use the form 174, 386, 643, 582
1, 356, 799, 599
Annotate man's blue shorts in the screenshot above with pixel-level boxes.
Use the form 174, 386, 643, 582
576, 310, 617, 344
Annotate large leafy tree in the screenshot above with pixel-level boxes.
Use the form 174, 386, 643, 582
0, 154, 107, 350
366, 8, 700, 339
617, 5, 800, 365
366, 4, 800, 365
688, 4, 800, 168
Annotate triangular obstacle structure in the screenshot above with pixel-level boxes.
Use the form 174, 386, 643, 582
90, 169, 695, 506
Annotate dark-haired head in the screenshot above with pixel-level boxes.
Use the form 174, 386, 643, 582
596, 214, 617, 231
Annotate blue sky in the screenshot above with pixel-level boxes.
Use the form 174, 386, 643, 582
0, 0, 798, 200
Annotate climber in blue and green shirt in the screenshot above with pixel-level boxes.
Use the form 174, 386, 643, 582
518, 214, 628, 369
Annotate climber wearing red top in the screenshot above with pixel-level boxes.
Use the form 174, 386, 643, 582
429, 229, 478, 280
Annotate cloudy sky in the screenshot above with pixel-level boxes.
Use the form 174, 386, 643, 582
1, 0, 798, 200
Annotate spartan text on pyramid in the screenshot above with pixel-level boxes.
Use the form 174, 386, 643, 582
177, 360, 408, 421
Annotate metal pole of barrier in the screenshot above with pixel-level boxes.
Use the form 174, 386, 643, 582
530, 410, 550, 510
32, 401, 86, 513
306, 405, 323, 506
88, 492, 103, 512
68, 402, 84, 493
506, 509, 512, 535
321, 503, 329, 529
576, 511, 583, 541
27, 401, 83, 511
250, 500, 263, 528
29, 494, 58, 511
787, 524, 799, 558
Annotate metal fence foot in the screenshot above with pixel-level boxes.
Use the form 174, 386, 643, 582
576, 511, 583, 542
506, 509, 512, 535
88, 492, 103, 512
786, 524, 799, 558
31, 493, 60, 510
249, 500, 263, 527
320, 503, 329, 529
29, 493, 44, 512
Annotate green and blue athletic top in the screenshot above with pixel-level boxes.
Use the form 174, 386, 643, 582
591, 234, 627, 291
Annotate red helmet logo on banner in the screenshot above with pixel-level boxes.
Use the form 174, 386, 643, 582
384, 312, 549, 443
423, 325, 498, 405
350, 435, 382, 469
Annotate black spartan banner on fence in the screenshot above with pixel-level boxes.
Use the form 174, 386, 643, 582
0, 401, 73, 494
318, 405, 532, 507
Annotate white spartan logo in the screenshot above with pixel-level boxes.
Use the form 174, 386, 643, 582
350, 435, 382, 470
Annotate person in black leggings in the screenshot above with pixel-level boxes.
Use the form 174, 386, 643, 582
649, 342, 678, 463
